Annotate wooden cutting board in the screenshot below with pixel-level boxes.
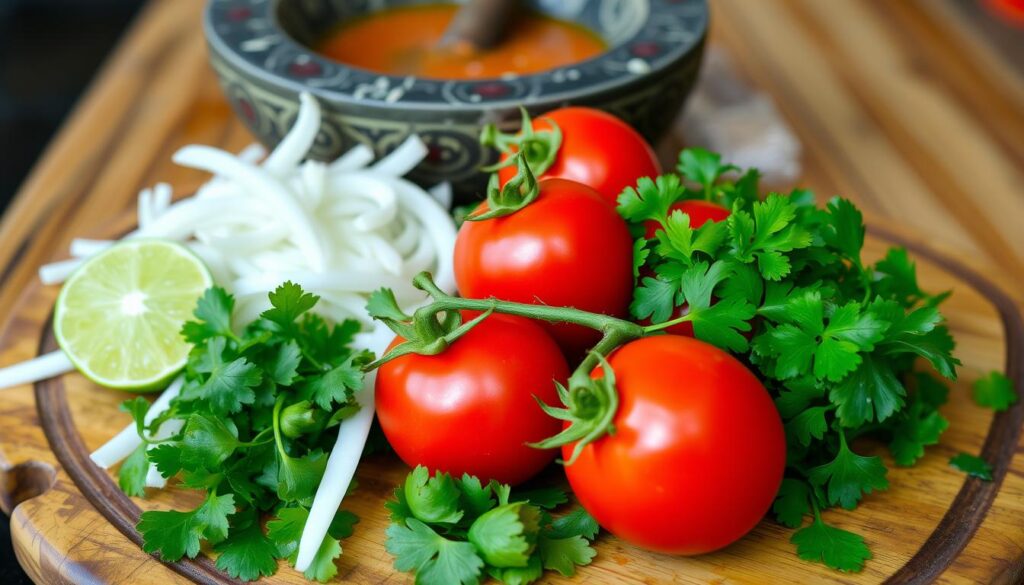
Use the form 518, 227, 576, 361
0, 225, 1021, 585
1, 1, 1023, 584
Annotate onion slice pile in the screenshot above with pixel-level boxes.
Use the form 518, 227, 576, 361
0, 92, 459, 571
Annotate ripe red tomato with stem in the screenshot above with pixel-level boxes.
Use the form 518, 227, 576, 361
481, 107, 661, 205
454, 156, 634, 361
549, 335, 785, 554
642, 200, 731, 336
375, 311, 569, 486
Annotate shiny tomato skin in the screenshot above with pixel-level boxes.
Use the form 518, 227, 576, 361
564, 336, 785, 555
375, 312, 568, 485
644, 200, 731, 239
454, 178, 634, 360
498, 107, 661, 205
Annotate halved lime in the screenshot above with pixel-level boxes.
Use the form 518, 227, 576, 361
54, 239, 212, 391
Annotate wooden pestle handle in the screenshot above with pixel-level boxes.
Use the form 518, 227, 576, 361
440, 0, 520, 52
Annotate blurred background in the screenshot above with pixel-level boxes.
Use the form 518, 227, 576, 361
0, 0, 1021, 582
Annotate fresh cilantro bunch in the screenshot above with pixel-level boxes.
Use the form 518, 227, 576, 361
385, 466, 598, 585
619, 148, 963, 572
117, 282, 369, 582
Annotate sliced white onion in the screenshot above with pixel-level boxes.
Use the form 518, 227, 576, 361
70, 238, 113, 258
89, 376, 184, 468
237, 143, 267, 165
264, 92, 321, 175
295, 327, 393, 572
429, 181, 453, 210
39, 259, 83, 286
329, 143, 374, 173
371, 135, 428, 178
0, 351, 74, 390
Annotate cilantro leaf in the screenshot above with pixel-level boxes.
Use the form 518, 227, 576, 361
179, 413, 243, 471
278, 449, 327, 504
537, 534, 596, 577
808, 435, 888, 510
404, 465, 464, 525
303, 535, 342, 583
386, 518, 484, 585
791, 515, 870, 572
972, 371, 1016, 411
456, 474, 496, 518
616, 175, 684, 224
677, 147, 735, 192
303, 355, 366, 410
786, 406, 829, 447
889, 404, 948, 467
181, 286, 235, 344
138, 492, 235, 561
488, 554, 542, 585
949, 453, 993, 481
548, 507, 600, 540
821, 198, 864, 260
118, 443, 149, 498
120, 396, 150, 437
269, 340, 302, 385
213, 513, 278, 581
191, 338, 262, 414
467, 502, 541, 568
629, 276, 678, 323
873, 247, 923, 303
829, 355, 906, 427
773, 479, 810, 528
509, 487, 568, 510
261, 281, 320, 331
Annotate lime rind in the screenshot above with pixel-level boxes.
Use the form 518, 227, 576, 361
54, 239, 212, 392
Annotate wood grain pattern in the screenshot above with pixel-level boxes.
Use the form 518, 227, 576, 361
0, 0, 1022, 583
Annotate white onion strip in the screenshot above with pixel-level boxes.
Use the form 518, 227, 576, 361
0, 351, 74, 390
89, 376, 184, 468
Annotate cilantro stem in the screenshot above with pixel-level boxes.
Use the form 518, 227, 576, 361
272, 395, 291, 462
641, 313, 694, 334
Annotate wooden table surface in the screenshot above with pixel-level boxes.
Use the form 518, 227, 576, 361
0, 0, 1022, 583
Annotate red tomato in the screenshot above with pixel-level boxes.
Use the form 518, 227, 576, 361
643, 200, 730, 238
375, 312, 569, 485
564, 336, 785, 554
498, 107, 661, 205
454, 178, 634, 360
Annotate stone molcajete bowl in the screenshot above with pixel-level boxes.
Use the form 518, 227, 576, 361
204, 0, 708, 198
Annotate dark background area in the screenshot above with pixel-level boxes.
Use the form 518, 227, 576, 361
0, 2, 144, 581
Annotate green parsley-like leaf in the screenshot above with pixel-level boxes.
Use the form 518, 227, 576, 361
120, 396, 150, 437
773, 479, 810, 528
791, 515, 870, 572
488, 554, 543, 585
269, 340, 302, 385
821, 198, 864, 260
629, 276, 678, 323
548, 507, 600, 540
261, 281, 320, 331
404, 465, 464, 525
889, 400, 948, 466
829, 355, 906, 427
191, 337, 262, 414
213, 513, 278, 581
468, 502, 541, 568
386, 518, 484, 585
278, 449, 327, 504
138, 492, 235, 561
179, 413, 243, 471
510, 487, 568, 510
972, 371, 1016, 412
537, 533, 596, 577
786, 406, 829, 447
303, 535, 342, 583
617, 175, 684, 224
677, 147, 735, 191
118, 443, 149, 498
303, 356, 365, 410
808, 435, 889, 510
949, 453, 993, 481
456, 474, 496, 518
181, 286, 235, 344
